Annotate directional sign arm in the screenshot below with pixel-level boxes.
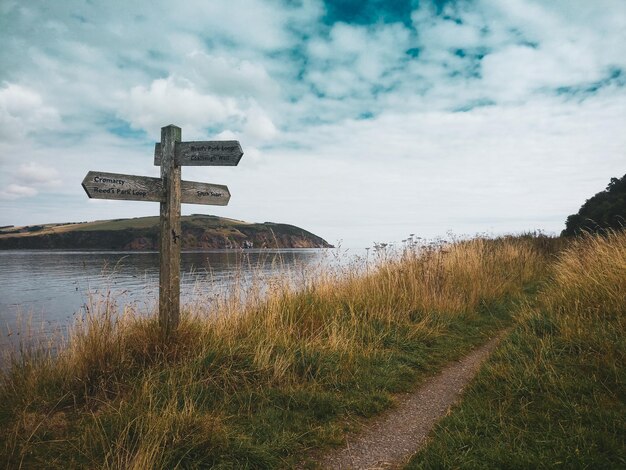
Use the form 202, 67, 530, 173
181, 181, 230, 206
154, 140, 243, 166
82, 171, 229, 206
82, 171, 163, 202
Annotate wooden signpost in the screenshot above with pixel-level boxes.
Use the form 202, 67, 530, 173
82, 124, 243, 336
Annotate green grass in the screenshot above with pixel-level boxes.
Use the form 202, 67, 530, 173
0, 235, 557, 468
72, 216, 162, 231
407, 231, 626, 469
72, 214, 243, 232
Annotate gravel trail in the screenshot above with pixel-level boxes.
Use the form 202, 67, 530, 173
313, 330, 509, 469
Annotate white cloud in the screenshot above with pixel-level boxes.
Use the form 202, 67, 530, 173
0, 184, 38, 200
306, 22, 412, 98
480, 45, 579, 102
185, 52, 280, 99
214, 129, 238, 140
117, 76, 279, 143
0, 83, 60, 140
477, 0, 626, 87
16, 162, 62, 188
118, 76, 244, 138
412, 6, 484, 51
167, 0, 295, 51
243, 104, 277, 141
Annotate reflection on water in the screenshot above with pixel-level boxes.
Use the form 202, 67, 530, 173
0, 249, 331, 349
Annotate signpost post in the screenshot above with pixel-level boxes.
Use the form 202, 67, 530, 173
82, 124, 243, 337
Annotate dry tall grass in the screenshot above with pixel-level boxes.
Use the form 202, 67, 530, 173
0, 235, 555, 468
410, 230, 625, 468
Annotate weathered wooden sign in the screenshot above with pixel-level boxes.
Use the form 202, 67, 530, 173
82, 125, 243, 336
81, 171, 162, 202
154, 140, 243, 166
82, 171, 231, 205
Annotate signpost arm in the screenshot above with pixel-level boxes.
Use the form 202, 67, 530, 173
159, 124, 182, 336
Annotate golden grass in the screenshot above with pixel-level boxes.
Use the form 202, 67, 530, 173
0, 234, 557, 468
409, 230, 625, 468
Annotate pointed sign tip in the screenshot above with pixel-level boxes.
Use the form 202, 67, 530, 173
81, 182, 92, 199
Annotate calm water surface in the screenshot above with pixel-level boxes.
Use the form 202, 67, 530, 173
0, 249, 335, 349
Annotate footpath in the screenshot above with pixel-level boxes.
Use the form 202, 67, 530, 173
311, 330, 509, 469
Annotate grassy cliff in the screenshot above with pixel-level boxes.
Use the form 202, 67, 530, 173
0, 214, 333, 250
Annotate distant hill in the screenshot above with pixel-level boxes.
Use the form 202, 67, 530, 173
562, 174, 626, 236
0, 214, 333, 250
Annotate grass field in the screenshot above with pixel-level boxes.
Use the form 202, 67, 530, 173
2, 232, 616, 468
0, 214, 246, 237
408, 231, 625, 469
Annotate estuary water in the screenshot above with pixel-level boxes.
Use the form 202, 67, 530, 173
0, 249, 334, 350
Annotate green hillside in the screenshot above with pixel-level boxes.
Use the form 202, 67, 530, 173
0, 214, 332, 250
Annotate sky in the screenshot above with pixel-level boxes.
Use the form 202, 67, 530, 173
0, 0, 625, 248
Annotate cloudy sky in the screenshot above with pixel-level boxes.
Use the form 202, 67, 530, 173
1, 0, 624, 247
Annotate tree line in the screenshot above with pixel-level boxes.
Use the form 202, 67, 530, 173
562, 173, 626, 236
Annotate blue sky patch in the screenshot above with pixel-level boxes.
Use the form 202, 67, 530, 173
322, 0, 417, 25
107, 120, 148, 140
453, 98, 495, 112
556, 68, 625, 99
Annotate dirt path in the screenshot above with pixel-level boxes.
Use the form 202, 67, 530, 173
312, 330, 509, 469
